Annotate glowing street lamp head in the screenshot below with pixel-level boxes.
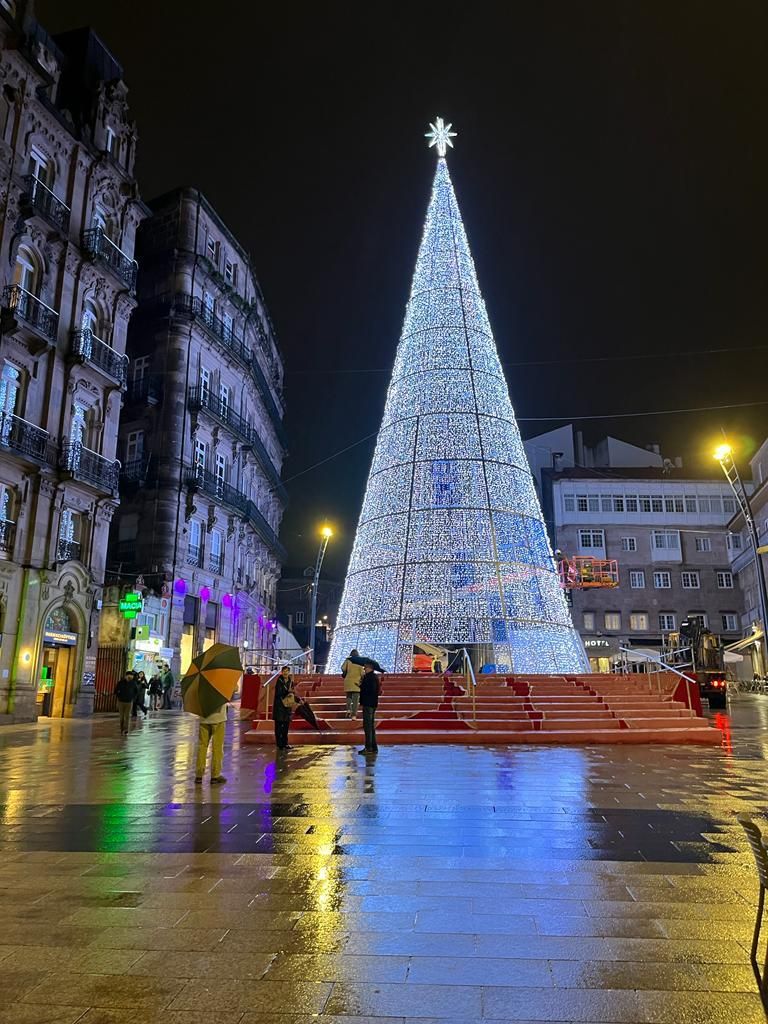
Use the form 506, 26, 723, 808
713, 443, 733, 463
425, 117, 457, 158
320, 525, 333, 540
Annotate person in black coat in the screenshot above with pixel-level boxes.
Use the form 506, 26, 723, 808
272, 666, 295, 750
114, 671, 139, 735
358, 661, 380, 754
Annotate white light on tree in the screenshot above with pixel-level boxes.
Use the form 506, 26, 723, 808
327, 120, 589, 675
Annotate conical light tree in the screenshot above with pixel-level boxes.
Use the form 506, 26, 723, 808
327, 120, 588, 674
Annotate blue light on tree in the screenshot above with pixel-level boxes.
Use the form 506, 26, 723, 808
327, 120, 588, 674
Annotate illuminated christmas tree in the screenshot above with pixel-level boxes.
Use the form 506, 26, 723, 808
327, 119, 588, 674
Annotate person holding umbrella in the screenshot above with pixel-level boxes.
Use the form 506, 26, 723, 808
181, 643, 243, 785
273, 665, 296, 751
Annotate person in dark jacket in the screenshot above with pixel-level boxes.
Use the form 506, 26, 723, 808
272, 665, 295, 750
148, 673, 162, 711
114, 671, 139, 735
358, 661, 380, 754
132, 670, 149, 719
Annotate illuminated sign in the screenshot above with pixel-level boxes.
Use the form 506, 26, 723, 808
584, 639, 611, 649
119, 592, 143, 619
43, 630, 78, 646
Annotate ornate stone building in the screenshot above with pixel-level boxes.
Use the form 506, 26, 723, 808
0, 7, 145, 721
109, 187, 287, 675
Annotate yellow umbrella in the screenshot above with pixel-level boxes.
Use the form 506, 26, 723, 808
181, 643, 242, 717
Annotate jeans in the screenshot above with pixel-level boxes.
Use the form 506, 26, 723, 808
196, 721, 225, 778
362, 705, 377, 750
274, 719, 290, 749
345, 691, 360, 717
117, 700, 133, 734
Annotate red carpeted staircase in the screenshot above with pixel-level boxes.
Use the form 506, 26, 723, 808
242, 672, 721, 746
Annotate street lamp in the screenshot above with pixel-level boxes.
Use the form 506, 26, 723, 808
308, 525, 333, 671
714, 442, 768, 673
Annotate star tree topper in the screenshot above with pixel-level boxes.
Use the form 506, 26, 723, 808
425, 116, 457, 157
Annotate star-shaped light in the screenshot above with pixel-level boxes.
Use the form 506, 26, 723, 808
425, 117, 457, 157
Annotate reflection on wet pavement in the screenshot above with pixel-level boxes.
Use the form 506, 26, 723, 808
0, 696, 766, 1021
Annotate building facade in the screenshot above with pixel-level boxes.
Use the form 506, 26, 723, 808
108, 188, 287, 676
543, 468, 745, 671
0, 9, 144, 721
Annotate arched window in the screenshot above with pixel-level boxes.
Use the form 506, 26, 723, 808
29, 146, 54, 189
12, 245, 41, 296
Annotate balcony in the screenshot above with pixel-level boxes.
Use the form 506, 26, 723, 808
71, 329, 128, 387
0, 413, 53, 464
245, 499, 287, 561
0, 519, 16, 558
121, 456, 148, 484
126, 375, 162, 405
60, 442, 120, 494
1, 285, 58, 349
56, 538, 81, 563
209, 552, 224, 575
188, 387, 287, 503
187, 544, 203, 568
82, 228, 137, 291
20, 175, 70, 233
186, 466, 248, 516
173, 293, 251, 366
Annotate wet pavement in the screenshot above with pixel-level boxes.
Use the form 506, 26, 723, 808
0, 697, 767, 1022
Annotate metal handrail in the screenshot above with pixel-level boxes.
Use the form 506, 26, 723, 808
459, 646, 477, 724
618, 646, 694, 704
258, 650, 309, 723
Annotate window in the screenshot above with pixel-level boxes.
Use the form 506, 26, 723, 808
625, 495, 638, 512
222, 311, 234, 341
205, 601, 218, 631
194, 439, 207, 472
727, 533, 743, 551
685, 495, 697, 513
698, 496, 710, 514
57, 508, 82, 561
613, 496, 624, 512
210, 529, 223, 573
639, 495, 651, 512
674, 497, 684, 513
601, 496, 612, 513
0, 362, 22, 427
183, 594, 199, 625
582, 612, 595, 631
659, 613, 676, 631
653, 530, 680, 550
188, 520, 202, 566
746, 588, 755, 610
588, 496, 599, 512
224, 259, 237, 286
694, 537, 711, 552
717, 571, 733, 589
651, 495, 663, 512
681, 571, 700, 589
215, 452, 228, 493
132, 355, 149, 383
721, 613, 738, 632
563, 495, 575, 511
604, 612, 621, 630
0, 482, 14, 525
664, 497, 675, 513
629, 612, 649, 631
295, 610, 305, 625
29, 146, 53, 188
710, 496, 722, 514
687, 613, 707, 630
199, 366, 210, 399
653, 571, 671, 589
621, 537, 637, 552
220, 383, 230, 415
104, 126, 116, 155
578, 529, 604, 549
203, 290, 214, 315
629, 570, 645, 589
576, 495, 588, 512
723, 497, 735, 514
126, 430, 144, 461
206, 236, 219, 263
12, 245, 41, 295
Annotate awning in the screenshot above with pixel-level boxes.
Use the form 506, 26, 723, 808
725, 631, 763, 654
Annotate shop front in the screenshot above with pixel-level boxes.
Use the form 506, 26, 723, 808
582, 636, 620, 673
38, 607, 80, 717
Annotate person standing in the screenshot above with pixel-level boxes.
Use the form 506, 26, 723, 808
273, 665, 295, 751
148, 673, 162, 711
132, 670, 149, 719
341, 648, 364, 719
358, 661, 380, 754
114, 671, 139, 735
194, 703, 228, 785
161, 663, 175, 709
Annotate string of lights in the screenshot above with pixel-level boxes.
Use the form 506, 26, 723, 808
327, 139, 588, 674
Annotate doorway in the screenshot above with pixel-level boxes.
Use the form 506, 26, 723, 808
39, 643, 76, 716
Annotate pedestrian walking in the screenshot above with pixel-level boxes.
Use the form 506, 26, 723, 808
194, 703, 228, 785
273, 665, 296, 751
132, 670, 149, 718
161, 663, 175, 709
341, 648, 365, 718
148, 673, 162, 710
358, 660, 380, 754
114, 671, 139, 735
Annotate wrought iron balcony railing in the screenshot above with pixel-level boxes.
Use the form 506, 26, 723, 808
187, 387, 287, 502
56, 538, 81, 562
0, 519, 16, 557
187, 545, 203, 568
0, 412, 52, 463
245, 499, 287, 561
121, 456, 149, 483
209, 552, 224, 575
60, 442, 120, 494
126, 375, 162, 405
71, 329, 128, 386
82, 227, 137, 290
185, 466, 286, 559
21, 175, 70, 233
1, 285, 58, 343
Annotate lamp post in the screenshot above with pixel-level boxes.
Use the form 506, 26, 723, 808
714, 443, 768, 674
308, 525, 333, 671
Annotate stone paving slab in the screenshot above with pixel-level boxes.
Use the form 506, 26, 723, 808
0, 698, 766, 1021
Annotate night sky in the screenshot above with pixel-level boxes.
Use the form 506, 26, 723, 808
39, 1, 768, 579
